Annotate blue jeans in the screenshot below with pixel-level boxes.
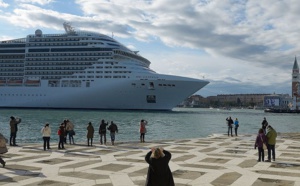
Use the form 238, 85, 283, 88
10, 132, 16, 145
234, 127, 238, 136
68, 131, 74, 144
43, 137, 50, 150
110, 132, 116, 142
100, 132, 106, 144
228, 127, 232, 136
267, 144, 275, 160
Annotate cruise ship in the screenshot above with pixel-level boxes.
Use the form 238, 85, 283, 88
0, 23, 209, 110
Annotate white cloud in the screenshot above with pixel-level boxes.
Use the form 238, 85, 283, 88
0, 0, 9, 8
15, 0, 54, 5
126, 44, 136, 51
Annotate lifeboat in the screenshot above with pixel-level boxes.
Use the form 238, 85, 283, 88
7, 80, 23, 86
24, 80, 40, 86
0, 80, 6, 86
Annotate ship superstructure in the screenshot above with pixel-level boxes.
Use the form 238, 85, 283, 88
0, 23, 209, 110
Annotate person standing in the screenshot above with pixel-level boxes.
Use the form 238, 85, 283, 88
254, 128, 267, 162
107, 121, 118, 145
262, 117, 268, 134
140, 119, 147, 143
99, 119, 108, 145
57, 124, 65, 149
234, 118, 239, 136
87, 122, 94, 146
0, 132, 8, 167
265, 125, 277, 162
65, 120, 75, 145
145, 147, 174, 186
41, 123, 51, 151
226, 117, 233, 137
9, 116, 22, 146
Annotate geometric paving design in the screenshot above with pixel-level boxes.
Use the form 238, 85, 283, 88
0, 133, 300, 185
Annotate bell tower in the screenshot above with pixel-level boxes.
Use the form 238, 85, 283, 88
292, 57, 299, 97
292, 57, 300, 110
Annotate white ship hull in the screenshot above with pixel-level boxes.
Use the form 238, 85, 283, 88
0, 75, 208, 110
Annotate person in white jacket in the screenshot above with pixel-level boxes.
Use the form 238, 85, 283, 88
41, 123, 51, 151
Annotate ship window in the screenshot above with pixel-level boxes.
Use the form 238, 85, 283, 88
149, 82, 154, 89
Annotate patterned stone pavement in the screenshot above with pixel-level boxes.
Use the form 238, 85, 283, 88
1, 133, 300, 186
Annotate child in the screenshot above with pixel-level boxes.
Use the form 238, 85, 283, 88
58, 124, 65, 149
139, 119, 147, 143
254, 128, 267, 162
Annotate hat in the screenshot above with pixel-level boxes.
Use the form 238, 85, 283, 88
10, 116, 15, 120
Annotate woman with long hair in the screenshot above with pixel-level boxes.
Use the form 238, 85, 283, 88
145, 147, 174, 186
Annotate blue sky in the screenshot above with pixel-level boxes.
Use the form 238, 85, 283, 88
0, 0, 298, 97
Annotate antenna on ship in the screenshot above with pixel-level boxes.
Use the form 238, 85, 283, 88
112, 32, 114, 38
63, 22, 76, 34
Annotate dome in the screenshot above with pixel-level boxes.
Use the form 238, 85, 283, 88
35, 29, 42, 37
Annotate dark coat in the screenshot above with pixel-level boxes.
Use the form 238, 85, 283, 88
87, 124, 94, 138
0, 133, 8, 154
107, 123, 118, 133
10, 118, 22, 133
99, 122, 108, 134
145, 150, 175, 186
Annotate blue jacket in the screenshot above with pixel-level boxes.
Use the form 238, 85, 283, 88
234, 120, 239, 128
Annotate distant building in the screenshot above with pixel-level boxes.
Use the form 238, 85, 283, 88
182, 93, 270, 108
263, 94, 291, 109
215, 94, 267, 107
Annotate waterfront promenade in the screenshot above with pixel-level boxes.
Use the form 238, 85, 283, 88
1, 133, 300, 186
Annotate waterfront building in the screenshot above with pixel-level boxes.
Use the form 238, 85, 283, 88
183, 94, 269, 108
263, 94, 291, 109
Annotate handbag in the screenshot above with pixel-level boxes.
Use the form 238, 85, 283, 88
263, 143, 267, 150
260, 136, 267, 150
70, 130, 75, 136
